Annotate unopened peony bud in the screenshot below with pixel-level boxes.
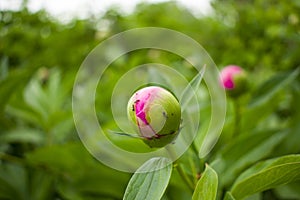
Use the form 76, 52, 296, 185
220, 65, 248, 97
127, 86, 181, 148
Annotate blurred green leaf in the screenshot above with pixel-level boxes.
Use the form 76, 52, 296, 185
24, 76, 49, 120
0, 128, 45, 144
230, 155, 300, 199
211, 130, 287, 187
123, 157, 172, 200
29, 171, 54, 200
275, 181, 300, 199
0, 56, 9, 80
180, 65, 205, 111
0, 67, 34, 111
6, 103, 43, 127
192, 164, 218, 200
6, 68, 74, 144
0, 163, 28, 200
26, 142, 130, 199
23, 68, 71, 122
249, 68, 300, 108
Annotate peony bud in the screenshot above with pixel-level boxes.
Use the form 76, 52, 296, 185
127, 86, 181, 148
220, 65, 248, 97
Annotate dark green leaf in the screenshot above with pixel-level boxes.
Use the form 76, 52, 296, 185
0, 163, 28, 200
0, 67, 34, 111
30, 171, 54, 200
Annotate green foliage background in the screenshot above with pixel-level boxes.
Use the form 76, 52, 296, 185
0, 0, 300, 199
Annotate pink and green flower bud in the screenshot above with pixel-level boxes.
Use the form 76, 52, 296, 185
127, 86, 181, 148
220, 65, 249, 97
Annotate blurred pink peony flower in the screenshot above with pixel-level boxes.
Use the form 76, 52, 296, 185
220, 65, 243, 89
220, 65, 249, 97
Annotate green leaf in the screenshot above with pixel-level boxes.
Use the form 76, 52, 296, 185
0, 56, 8, 80
0, 163, 28, 200
123, 157, 172, 200
24, 76, 49, 120
6, 103, 43, 127
249, 68, 300, 108
192, 164, 218, 200
26, 143, 129, 199
30, 171, 55, 200
224, 192, 236, 200
231, 155, 300, 199
211, 130, 286, 187
0, 128, 45, 144
0, 67, 34, 111
180, 65, 206, 111
275, 181, 300, 199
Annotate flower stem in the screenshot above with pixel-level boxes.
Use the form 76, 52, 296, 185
233, 98, 241, 137
166, 146, 195, 191
191, 141, 199, 158
174, 162, 195, 192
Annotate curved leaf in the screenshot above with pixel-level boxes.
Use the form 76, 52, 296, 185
192, 164, 218, 200
231, 155, 300, 199
123, 157, 172, 200
211, 130, 287, 187
180, 65, 206, 111
0, 128, 45, 144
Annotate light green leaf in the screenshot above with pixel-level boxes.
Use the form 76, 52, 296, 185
180, 65, 206, 111
123, 157, 172, 200
0, 128, 45, 144
231, 155, 300, 199
192, 164, 218, 200
24, 77, 49, 120
6, 104, 43, 127
249, 68, 300, 108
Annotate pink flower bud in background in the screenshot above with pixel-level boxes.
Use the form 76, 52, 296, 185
220, 65, 249, 97
127, 86, 181, 148
220, 65, 242, 89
